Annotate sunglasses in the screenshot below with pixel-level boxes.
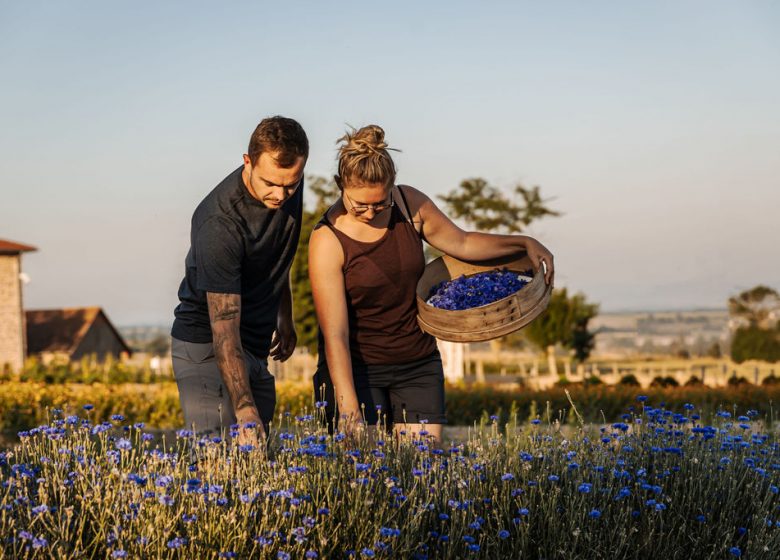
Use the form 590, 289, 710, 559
344, 190, 394, 215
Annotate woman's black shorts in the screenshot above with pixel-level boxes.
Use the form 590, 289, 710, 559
312, 350, 446, 429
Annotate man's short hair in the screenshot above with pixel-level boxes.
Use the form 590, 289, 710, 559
248, 116, 309, 168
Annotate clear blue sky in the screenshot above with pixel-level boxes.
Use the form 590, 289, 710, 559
2, 1, 779, 325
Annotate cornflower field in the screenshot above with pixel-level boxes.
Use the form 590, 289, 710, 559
2, 398, 780, 559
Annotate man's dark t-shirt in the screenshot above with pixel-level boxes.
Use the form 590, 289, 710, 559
171, 167, 303, 359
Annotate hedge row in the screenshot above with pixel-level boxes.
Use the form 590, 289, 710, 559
2, 381, 780, 437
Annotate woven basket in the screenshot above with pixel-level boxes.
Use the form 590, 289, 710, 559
416, 253, 552, 342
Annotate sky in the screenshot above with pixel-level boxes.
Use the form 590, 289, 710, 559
2, 1, 779, 326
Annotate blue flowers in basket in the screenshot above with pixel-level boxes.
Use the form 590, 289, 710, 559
427, 269, 531, 310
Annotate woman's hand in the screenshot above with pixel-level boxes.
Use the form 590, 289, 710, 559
524, 237, 554, 284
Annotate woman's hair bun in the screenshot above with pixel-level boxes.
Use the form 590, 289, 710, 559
336, 124, 398, 187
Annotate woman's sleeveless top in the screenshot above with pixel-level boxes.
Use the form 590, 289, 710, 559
317, 187, 438, 365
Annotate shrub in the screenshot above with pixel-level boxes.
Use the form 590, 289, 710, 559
618, 374, 640, 386
650, 376, 679, 388
762, 375, 780, 386
728, 375, 752, 387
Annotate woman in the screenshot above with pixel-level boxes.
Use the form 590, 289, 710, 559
310, 125, 554, 442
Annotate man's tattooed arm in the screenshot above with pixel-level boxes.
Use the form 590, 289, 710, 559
206, 292, 261, 426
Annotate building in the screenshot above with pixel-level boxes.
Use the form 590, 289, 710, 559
26, 307, 132, 362
0, 239, 37, 371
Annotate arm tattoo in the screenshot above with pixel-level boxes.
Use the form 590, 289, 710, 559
207, 292, 255, 414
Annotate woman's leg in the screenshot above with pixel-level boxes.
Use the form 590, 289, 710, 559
389, 351, 447, 447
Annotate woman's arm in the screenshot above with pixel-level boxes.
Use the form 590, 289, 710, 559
401, 186, 555, 283
308, 226, 362, 423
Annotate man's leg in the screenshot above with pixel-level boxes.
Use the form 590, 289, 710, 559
171, 338, 234, 436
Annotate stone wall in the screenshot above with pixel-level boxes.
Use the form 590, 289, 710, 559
0, 255, 24, 372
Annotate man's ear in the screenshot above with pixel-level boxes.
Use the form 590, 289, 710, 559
334, 174, 343, 191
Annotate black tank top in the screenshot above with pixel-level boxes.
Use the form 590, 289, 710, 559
316, 186, 437, 365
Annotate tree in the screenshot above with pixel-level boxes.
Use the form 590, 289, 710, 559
728, 285, 780, 329
731, 325, 780, 363
438, 178, 561, 234
728, 285, 780, 363
524, 288, 599, 375
290, 176, 340, 353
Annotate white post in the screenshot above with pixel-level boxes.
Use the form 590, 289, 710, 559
437, 339, 465, 382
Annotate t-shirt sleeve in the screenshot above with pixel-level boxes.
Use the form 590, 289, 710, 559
194, 217, 244, 294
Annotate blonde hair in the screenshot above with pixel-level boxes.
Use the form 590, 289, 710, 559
336, 125, 399, 188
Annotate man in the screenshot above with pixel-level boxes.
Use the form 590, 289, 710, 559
171, 116, 308, 446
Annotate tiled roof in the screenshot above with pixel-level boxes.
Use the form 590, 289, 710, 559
0, 239, 37, 254
25, 307, 131, 355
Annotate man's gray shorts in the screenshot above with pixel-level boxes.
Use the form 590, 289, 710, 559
171, 337, 276, 436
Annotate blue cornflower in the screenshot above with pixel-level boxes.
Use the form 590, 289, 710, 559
219, 553, 237, 559
167, 537, 187, 549
83, 404, 94, 411
277, 552, 291, 560
729, 547, 742, 557
115, 438, 132, 451
578, 483, 592, 493
317, 507, 330, 516
501, 473, 514, 481
112, 551, 127, 558
637, 395, 648, 403
361, 548, 375, 558
548, 475, 559, 482
589, 509, 601, 519
531, 418, 541, 425
305, 552, 318, 559
32, 504, 48, 515
111, 414, 125, 422
379, 527, 400, 538
498, 529, 510, 539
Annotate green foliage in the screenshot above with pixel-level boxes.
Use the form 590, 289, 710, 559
762, 375, 780, 386
525, 288, 599, 362
650, 376, 680, 388
6, 381, 780, 437
438, 178, 560, 234
731, 324, 780, 363
618, 374, 640, 386
0, 356, 160, 384
728, 285, 780, 329
728, 375, 752, 387
706, 342, 722, 359
291, 176, 340, 353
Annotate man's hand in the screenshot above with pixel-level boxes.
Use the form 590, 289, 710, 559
524, 238, 555, 285
270, 314, 297, 362
235, 407, 267, 448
